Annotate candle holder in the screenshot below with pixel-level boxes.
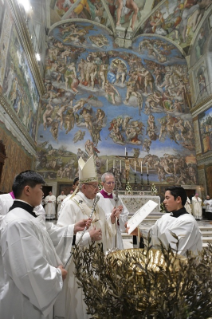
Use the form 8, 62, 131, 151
134, 173, 137, 191
140, 173, 143, 186
147, 173, 149, 185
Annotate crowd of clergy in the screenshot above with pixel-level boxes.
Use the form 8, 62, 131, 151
0, 155, 207, 319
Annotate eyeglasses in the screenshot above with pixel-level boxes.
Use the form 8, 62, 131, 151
86, 183, 99, 189
104, 182, 115, 185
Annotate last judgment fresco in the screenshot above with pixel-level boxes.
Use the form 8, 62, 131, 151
36, 21, 197, 185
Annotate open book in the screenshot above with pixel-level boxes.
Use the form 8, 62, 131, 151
127, 200, 158, 234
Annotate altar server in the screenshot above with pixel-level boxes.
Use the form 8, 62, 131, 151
192, 193, 202, 220
0, 170, 91, 319
203, 195, 212, 220
57, 156, 116, 319
57, 191, 66, 215
128, 186, 202, 257
150, 186, 202, 256
98, 172, 129, 249
44, 191, 56, 219
0, 192, 14, 226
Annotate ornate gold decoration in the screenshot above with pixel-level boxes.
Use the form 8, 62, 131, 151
73, 241, 212, 318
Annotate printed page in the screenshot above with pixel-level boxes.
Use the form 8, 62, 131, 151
127, 200, 158, 234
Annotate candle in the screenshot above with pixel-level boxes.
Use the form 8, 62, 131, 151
113, 160, 115, 168
141, 161, 142, 174
125, 147, 126, 156
106, 159, 108, 171
120, 160, 121, 171
147, 163, 149, 174
134, 161, 136, 171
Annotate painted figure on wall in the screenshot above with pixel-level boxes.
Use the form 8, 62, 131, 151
143, 0, 212, 47
199, 108, 212, 153
36, 21, 196, 185
1, 25, 39, 140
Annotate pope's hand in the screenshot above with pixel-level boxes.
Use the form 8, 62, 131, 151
89, 226, 102, 241
58, 265, 67, 281
74, 218, 92, 233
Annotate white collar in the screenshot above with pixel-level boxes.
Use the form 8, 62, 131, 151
103, 187, 112, 196
77, 191, 95, 205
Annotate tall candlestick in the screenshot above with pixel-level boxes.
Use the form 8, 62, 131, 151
141, 161, 142, 174
120, 160, 121, 171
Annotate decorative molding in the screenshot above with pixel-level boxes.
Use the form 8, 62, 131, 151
0, 95, 36, 155
191, 94, 212, 117
197, 151, 212, 165
7, 0, 45, 97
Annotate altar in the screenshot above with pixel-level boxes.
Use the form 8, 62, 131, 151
119, 193, 160, 215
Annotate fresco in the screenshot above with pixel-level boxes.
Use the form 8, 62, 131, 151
0, 0, 5, 38
0, 2, 13, 89
37, 21, 197, 185
196, 64, 209, 101
50, 0, 113, 30
190, 19, 209, 67
1, 24, 40, 140
106, 0, 145, 31
0, 124, 33, 193
141, 0, 212, 48
198, 107, 212, 153
50, 0, 162, 32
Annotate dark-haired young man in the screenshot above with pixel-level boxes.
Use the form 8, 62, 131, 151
0, 170, 91, 319
149, 186, 202, 256
127, 186, 202, 256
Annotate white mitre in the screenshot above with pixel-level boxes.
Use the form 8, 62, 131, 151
78, 155, 98, 183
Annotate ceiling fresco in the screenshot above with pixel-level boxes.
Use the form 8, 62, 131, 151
36, 21, 197, 185
138, 0, 212, 49
49, 0, 212, 52
50, 0, 162, 33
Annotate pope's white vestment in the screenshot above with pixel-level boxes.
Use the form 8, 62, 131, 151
57, 195, 67, 214
0, 202, 75, 319
56, 191, 116, 319
98, 191, 129, 249
149, 212, 202, 256
44, 195, 56, 219
191, 196, 202, 220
